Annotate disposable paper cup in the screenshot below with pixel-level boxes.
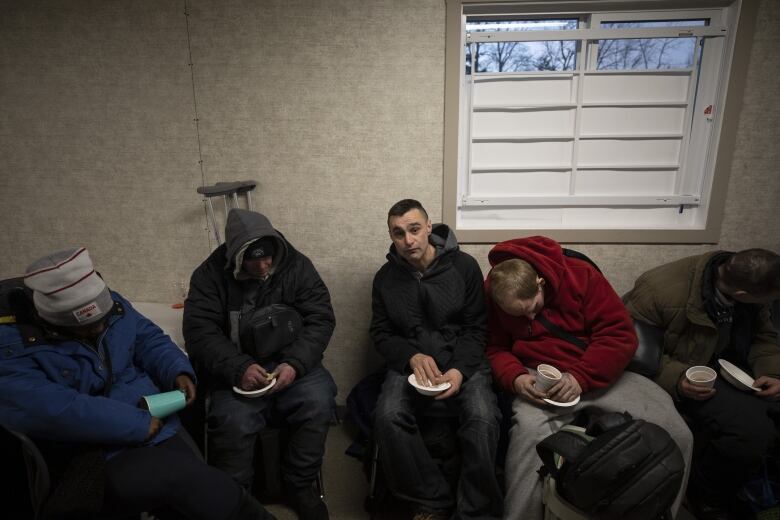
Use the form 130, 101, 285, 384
535, 364, 562, 392
140, 390, 186, 418
685, 366, 716, 388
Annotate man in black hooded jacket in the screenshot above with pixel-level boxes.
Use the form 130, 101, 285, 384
370, 199, 502, 520
184, 209, 336, 520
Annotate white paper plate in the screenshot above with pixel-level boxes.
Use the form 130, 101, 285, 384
717, 359, 760, 392
233, 377, 277, 398
543, 394, 581, 408
407, 374, 451, 396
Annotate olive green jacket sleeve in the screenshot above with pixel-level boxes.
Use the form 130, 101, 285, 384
625, 265, 694, 399
747, 304, 780, 379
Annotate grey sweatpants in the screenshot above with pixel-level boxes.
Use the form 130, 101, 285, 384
503, 371, 693, 520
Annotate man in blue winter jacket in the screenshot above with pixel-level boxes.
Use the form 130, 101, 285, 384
0, 247, 273, 519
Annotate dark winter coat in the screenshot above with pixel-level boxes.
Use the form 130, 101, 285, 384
183, 209, 335, 389
370, 224, 488, 380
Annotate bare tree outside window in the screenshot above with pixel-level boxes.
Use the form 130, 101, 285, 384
465, 19, 578, 74
597, 20, 705, 70
466, 41, 577, 73
465, 19, 703, 74
596, 35, 697, 70
467, 42, 534, 73
536, 41, 577, 71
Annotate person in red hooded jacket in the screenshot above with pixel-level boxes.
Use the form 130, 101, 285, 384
484, 236, 692, 520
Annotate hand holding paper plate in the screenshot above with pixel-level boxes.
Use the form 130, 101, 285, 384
233, 376, 277, 398
407, 373, 451, 396
717, 359, 760, 392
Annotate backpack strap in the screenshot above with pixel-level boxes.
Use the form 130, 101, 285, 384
531, 249, 599, 351
226, 277, 244, 349
536, 314, 588, 350
535, 426, 592, 480
585, 411, 633, 436
561, 248, 602, 274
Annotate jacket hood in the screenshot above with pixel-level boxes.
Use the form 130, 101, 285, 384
388, 223, 459, 267
430, 223, 459, 254
224, 209, 288, 275
488, 236, 565, 300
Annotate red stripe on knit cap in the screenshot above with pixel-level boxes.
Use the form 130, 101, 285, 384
41, 269, 97, 296
24, 247, 87, 278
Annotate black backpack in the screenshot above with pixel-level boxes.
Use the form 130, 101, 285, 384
536, 412, 684, 520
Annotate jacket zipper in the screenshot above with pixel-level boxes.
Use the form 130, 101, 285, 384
78, 318, 117, 396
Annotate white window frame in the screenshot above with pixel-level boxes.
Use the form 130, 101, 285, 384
442, 0, 757, 243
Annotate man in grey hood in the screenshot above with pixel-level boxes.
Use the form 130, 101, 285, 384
370, 199, 502, 520
184, 209, 336, 520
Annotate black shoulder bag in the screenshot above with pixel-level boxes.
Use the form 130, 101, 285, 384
238, 304, 303, 362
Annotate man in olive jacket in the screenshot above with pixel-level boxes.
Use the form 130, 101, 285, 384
625, 248, 780, 519
184, 209, 336, 520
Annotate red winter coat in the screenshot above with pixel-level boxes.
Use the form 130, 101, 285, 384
485, 236, 637, 394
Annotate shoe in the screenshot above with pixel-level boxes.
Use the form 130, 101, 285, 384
411, 510, 449, 520
286, 483, 329, 520
684, 495, 737, 520
231, 488, 278, 520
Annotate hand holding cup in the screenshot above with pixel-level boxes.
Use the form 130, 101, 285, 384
678, 366, 717, 401
686, 366, 716, 388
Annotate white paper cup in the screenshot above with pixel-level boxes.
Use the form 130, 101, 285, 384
535, 364, 562, 392
685, 366, 716, 388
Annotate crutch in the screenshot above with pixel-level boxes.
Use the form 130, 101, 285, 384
196, 180, 257, 244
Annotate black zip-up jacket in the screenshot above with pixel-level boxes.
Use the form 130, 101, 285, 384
183, 209, 335, 389
370, 224, 488, 380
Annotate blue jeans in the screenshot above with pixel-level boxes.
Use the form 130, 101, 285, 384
374, 369, 503, 520
207, 364, 336, 489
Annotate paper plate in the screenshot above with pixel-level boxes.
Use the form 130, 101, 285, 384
717, 359, 760, 392
407, 374, 451, 396
543, 394, 581, 408
233, 377, 277, 398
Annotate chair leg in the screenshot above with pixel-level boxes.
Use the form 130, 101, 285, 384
368, 442, 380, 499
203, 393, 211, 463
316, 467, 325, 499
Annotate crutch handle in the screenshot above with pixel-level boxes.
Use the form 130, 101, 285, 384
197, 182, 243, 197
196, 180, 257, 197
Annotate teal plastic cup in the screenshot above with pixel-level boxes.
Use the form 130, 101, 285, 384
140, 390, 186, 418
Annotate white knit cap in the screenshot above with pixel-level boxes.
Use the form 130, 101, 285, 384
24, 247, 113, 327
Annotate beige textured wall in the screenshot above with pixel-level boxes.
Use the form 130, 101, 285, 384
1, 0, 778, 400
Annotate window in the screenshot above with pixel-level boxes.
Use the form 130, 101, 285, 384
443, 0, 755, 243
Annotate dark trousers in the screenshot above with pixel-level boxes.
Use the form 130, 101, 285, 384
207, 364, 337, 489
374, 370, 503, 520
103, 431, 245, 520
680, 379, 780, 498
